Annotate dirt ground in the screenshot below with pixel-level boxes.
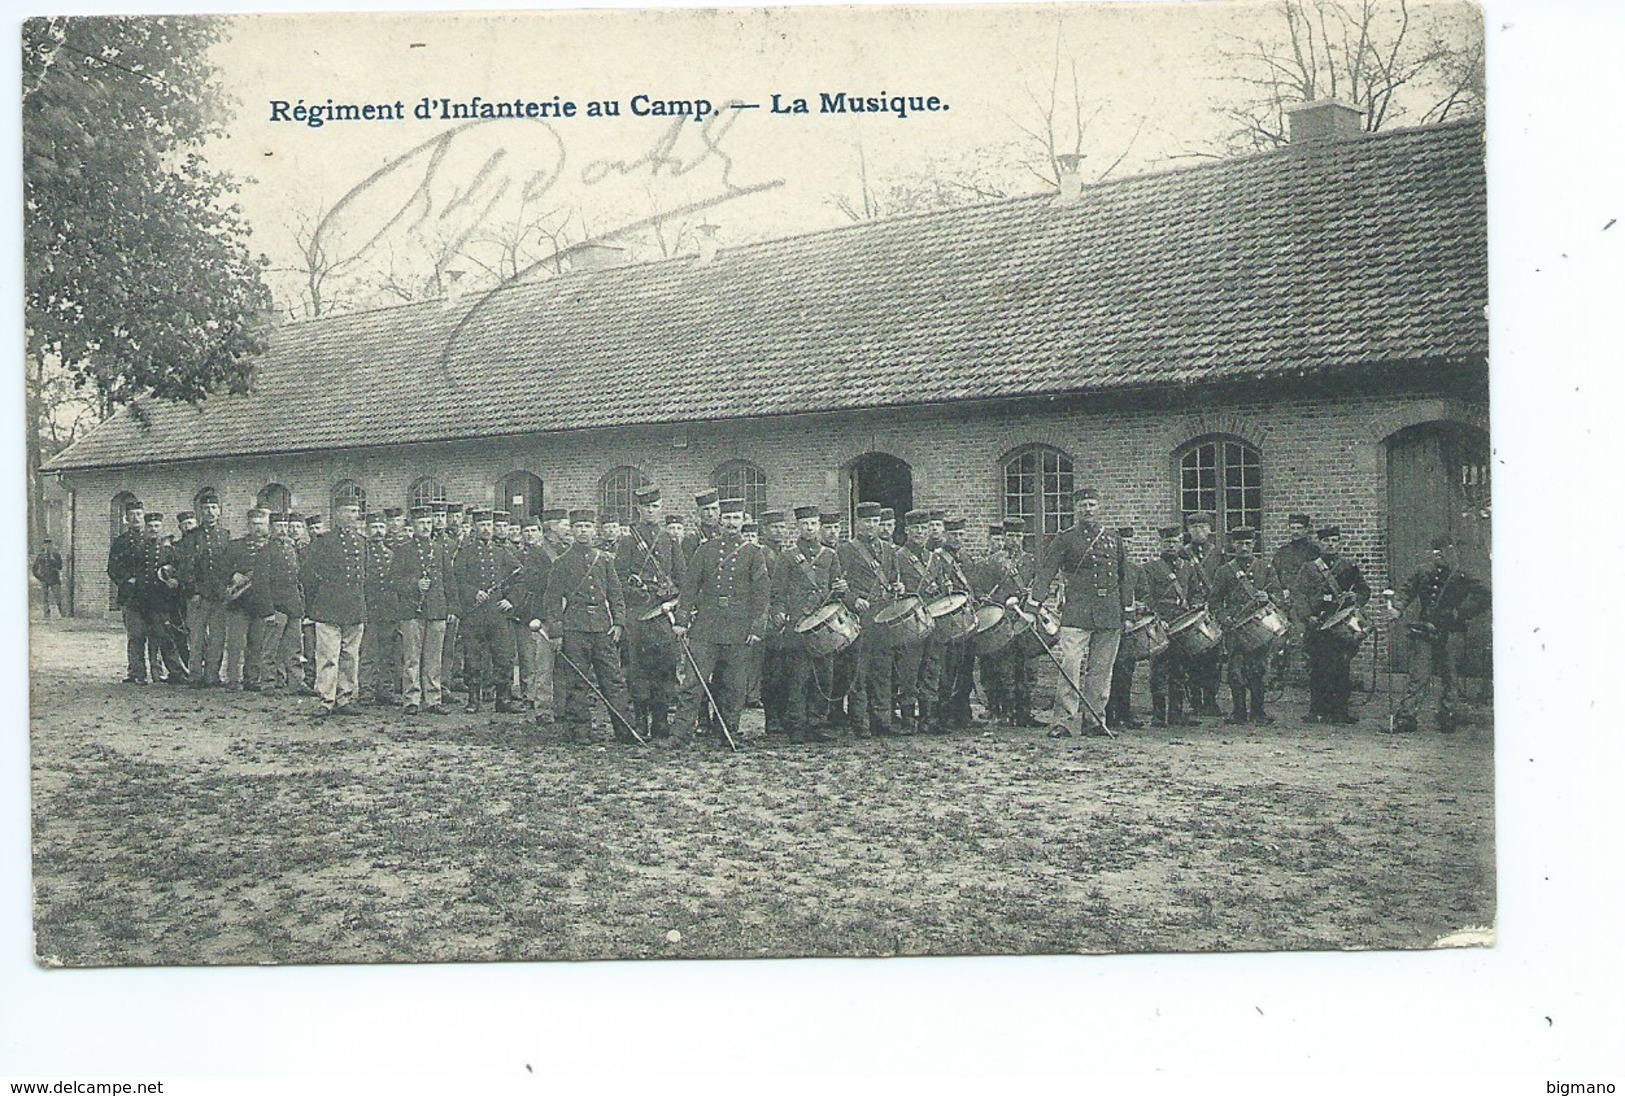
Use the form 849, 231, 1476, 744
28, 617, 1495, 967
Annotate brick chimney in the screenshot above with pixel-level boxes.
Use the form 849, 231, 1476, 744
569, 243, 626, 273
1284, 99, 1364, 143
694, 223, 721, 266
1055, 154, 1084, 205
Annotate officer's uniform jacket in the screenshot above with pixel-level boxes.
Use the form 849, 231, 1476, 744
131, 535, 181, 612
1136, 553, 1198, 624
363, 538, 399, 622
107, 527, 145, 609
542, 544, 624, 635
679, 532, 769, 645
1292, 553, 1371, 627
453, 538, 520, 619
390, 535, 452, 621
265, 536, 304, 618
771, 536, 846, 624
1035, 521, 1133, 631
178, 524, 233, 602
617, 521, 684, 613
1398, 563, 1490, 635
223, 534, 278, 617
301, 527, 369, 626
1209, 556, 1273, 628
681, 521, 722, 566
835, 534, 898, 623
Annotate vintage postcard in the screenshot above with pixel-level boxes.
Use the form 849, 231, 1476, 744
24, 1, 1494, 970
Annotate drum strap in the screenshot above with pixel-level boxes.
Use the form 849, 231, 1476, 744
790, 547, 823, 591
1313, 557, 1347, 622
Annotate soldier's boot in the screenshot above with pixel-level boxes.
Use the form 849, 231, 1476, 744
788, 721, 807, 745
896, 702, 918, 736
1150, 694, 1169, 728
1226, 687, 1250, 725
464, 685, 483, 714
494, 681, 521, 714
1250, 687, 1274, 724
1169, 694, 1197, 727
649, 704, 671, 740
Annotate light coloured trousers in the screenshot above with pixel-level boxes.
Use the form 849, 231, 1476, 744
1050, 625, 1122, 729
400, 618, 447, 708
314, 621, 365, 708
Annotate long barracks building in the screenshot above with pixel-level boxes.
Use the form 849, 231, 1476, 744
44, 108, 1491, 673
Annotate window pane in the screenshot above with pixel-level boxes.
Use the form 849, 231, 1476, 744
1004, 446, 1074, 554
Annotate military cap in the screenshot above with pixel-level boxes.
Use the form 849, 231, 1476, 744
246, 506, 270, 520
944, 517, 966, 532
304, 513, 323, 526
820, 511, 842, 525
793, 505, 820, 520
569, 508, 597, 525
431, 501, 449, 513
634, 485, 662, 506
855, 501, 882, 520
1227, 527, 1256, 544
904, 509, 931, 527
143, 512, 164, 524
491, 509, 511, 521
383, 507, 403, 519
1185, 510, 1216, 528
1316, 525, 1341, 540
1158, 525, 1183, 540
270, 512, 288, 524
124, 499, 146, 513
445, 503, 465, 514
176, 511, 195, 523
1002, 517, 1028, 534
694, 489, 720, 508
719, 497, 746, 515
409, 505, 435, 520
927, 508, 948, 523
519, 514, 541, 529
1118, 526, 1135, 539
664, 515, 684, 525
1072, 486, 1099, 502
759, 509, 788, 526
987, 523, 1005, 537
195, 488, 220, 505
878, 507, 896, 521
541, 508, 568, 523
1289, 512, 1313, 528
740, 517, 759, 532
365, 512, 387, 526
467, 507, 493, 522
1429, 533, 1454, 551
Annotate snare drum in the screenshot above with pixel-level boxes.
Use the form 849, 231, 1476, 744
1319, 605, 1367, 646
1167, 607, 1223, 656
874, 597, 934, 648
969, 604, 1021, 656
925, 593, 978, 641
1227, 600, 1289, 653
1120, 614, 1170, 661
795, 601, 862, 657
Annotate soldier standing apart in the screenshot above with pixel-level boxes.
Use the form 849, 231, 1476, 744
358, 513, 399, 706
107, 499, 149, 683
616, 487, 684, 742
543, 509, 636, 744
1138, 526, 1198, 728
453, 508, 521, 714
178, 488, 232, 687
1032, 486, 1133, 737
1292, 525, 1371, 725
1210, 527, 1278, 724
1106, 527, 1146, 730
394, 505, 453, 715
668, 498, 769, 748
33, 538, 66, 617
772, 505, 850, 744
302, 499, 369, 716
1388, 534, 1491, 733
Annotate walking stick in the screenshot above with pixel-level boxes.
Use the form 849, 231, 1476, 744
1011, 603, 1113, 736
536, 624, 647, 746
663, 608, 739, 753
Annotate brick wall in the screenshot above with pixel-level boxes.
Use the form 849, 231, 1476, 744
62, 386, 1487, 682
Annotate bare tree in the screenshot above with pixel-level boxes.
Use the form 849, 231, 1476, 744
1219, 0, 1484, 152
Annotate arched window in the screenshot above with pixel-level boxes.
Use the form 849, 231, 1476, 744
599, 466, 651, 525
1177, 436, 1262, 538
409, 476, 447, 509
495, 471, 545, 519
331, 479, 367, 517
712, 459, 768, 521
1003, 445, 1075, 553
257, 483, 292, 515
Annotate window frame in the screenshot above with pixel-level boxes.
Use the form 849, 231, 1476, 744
599, 465, 651, 526
711, 459, 769, 521
1001, 444, 1076, 556
1176, 435, 1263, 539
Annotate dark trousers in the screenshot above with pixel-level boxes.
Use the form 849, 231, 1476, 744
892, 639, 926, 725
40, 583, 66, 617
624, 614, 678, 709
1107, 650, 1137, 724
674, 639, 750, 738
1186, 645, 1222, 709
560, 629, 633, 733
1305, 629, 1356, 717
855, 634, 893, 731
461, 607, 516, 692
1226, 638, 1272, 717
122, 606, 148, 680
760, 643, 790, 732
939, 641, 976, 726
1397, 632, 1461, 720
782, 644, 822, 734
826, 644, 860, 726
1149, 646, 1190, 714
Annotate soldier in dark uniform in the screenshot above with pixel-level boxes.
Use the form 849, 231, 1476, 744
1210, 527, 1278, 724
393, 505, 454, 715
261, 512, 304, 691
1181, 511, 1224, 716
616, 486, 684, 741
888, 510, 941, 734
1268, 512, 1320, 684
452, 507, 522, 714
107, 499, 150, 683
1032, 486, 1133, 737
32, 538, 66, 618
177, 488, 232, 688
1292, 525, 1371, 725
358, 512, 400, 705
1137, 525, 1198, 728
772, 505, 850, 744
294, 513, 320, 691
751, 509, 792, 734
668, 497, 770, 748
876, 507, 896, 548
509, 515, 546, 709
132, 512, 187, 683
1000, 516, 1043, 727
542, 508, 636, 744
224, 507, 284, 692
933, 517, 980, 732
301, 499, 369, 716
440, 503, 466, 693
682, 489, 723, 564
1389, 534, 1491, 733
970, 523, 1014, 724
836, 502, 899, 736
1106, 527, 1146, 730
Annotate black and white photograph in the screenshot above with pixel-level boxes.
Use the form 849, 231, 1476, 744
8, 0, 1621, 1084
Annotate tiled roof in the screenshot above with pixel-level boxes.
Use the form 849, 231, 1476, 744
48, 120, 1486, 472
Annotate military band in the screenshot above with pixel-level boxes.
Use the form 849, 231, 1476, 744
101, 473, 1483, 744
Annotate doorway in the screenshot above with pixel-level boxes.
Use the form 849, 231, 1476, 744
496, 470, 545, 520
846, 452, 913, 543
